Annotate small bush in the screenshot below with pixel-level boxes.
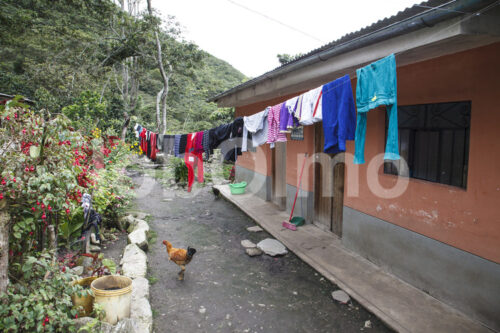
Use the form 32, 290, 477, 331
172, 157, 188, 183
0, 252, 83, 332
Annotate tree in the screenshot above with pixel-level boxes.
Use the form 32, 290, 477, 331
277, 53, 304, 65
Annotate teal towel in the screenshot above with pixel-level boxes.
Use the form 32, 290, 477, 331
354, 54, 399, 164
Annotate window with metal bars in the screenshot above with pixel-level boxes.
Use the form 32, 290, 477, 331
384, 101, 471, 189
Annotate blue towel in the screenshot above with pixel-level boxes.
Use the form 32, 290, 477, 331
174, 134, 181, 157
354, 54, 399, 164
322, 75, 356, 154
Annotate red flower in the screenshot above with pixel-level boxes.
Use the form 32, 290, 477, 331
0, 194, 3, 200
12, 178, 16, 183
41, 203, 45, 209
5, 116, 9, 121
25, 167, 29, 172
66, 208, 70, 215
31, 207, 36, 211
62, 267, 66, 273
30, 166, 34, 171
36, 201, 40, 205
29, 231, 33, 236
22, 128, 26, 135
1, 179, 5, 186
41, 213, 46, 219
48, 205, 52, 211
75, 314, 78, 319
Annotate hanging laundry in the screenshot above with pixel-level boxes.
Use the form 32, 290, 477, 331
163, 135, 175, 155
139, 128, 147, 155
185, 132, 204, 192
297, 86, 323, 125
174, 134, 181, 157
202, 130, 211, 160
322, 75, 356, 154
284, 97, 300, 131
150, 132, 158, 161
267, 103, 287, 145
354, 54, 399, 164
209, 117, 244, 162
242, 108, 269, 152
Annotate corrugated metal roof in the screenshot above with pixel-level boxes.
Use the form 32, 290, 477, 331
210, 0, 492, 103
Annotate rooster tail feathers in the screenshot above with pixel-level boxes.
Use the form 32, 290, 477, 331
187, 247, 197, 259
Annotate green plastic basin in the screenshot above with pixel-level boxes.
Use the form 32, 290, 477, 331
229, 181, 247, 195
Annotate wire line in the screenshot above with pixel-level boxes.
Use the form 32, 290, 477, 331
226, 0, 326, 43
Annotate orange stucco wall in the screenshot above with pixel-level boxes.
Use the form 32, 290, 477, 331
235, 42, 500, 263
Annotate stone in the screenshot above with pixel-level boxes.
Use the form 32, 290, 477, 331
90, 233, 100, 245
90, 244, 101, 252
245, 248, 263, 257
241, 239, 256, 249
131, 277, 150, 302
256, 238, 288, 256
364, 320, 372, 328
133, 220, 150, 234
112, 318, 141, 333
128, 229, 148, 251
121, 244, 148, 279
331, 290, 350, 304
199, 306, 206, 314
120, 215, 136, 229
71, 266, 84, 276
131, 297, 153, 332
127, 219, 149, 234
135, 212, 149, 220
247, 226, 263, 232
74, 317, 93, 331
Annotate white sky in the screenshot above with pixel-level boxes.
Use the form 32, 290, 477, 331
153, 0, 422, 78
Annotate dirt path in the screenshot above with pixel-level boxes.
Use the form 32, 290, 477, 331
131, 172, 392, 333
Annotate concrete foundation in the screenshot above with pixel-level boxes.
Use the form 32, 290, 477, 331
235, 165, 270, 201
286, 184, 314, 224
343, 206, 500, 331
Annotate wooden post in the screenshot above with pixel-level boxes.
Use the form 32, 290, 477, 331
0, 210, 10, 293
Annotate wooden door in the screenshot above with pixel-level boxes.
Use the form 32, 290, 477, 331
272, 142, 286, 210
313, 123, 345, 237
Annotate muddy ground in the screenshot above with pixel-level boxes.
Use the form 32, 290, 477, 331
108, 171, 392, 333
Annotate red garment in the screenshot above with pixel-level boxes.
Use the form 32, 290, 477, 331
139, 129, 147, 154
150, 132, 157, 161
185, 132, 204, 192
194, 131, 204, 154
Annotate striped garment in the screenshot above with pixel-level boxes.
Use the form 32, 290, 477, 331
174, 134, 181, 157
267, 103, 287, 144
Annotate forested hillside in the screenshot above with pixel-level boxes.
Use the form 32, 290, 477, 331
0, 0, 246, 138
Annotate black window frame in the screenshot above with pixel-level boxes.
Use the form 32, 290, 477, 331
384, 101, 471, 189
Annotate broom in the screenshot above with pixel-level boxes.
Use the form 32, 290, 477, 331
282, 153, 308, 231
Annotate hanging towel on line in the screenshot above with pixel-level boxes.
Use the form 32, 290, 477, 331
354, 54, 399, 164
242, 108, 269, 152
322, 75, 356, 154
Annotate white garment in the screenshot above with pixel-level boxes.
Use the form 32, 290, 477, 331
285, 96, 299, 114
297, 86, 323, 125
242, 108, 269, 152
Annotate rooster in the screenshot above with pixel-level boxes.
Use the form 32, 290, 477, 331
162, 240, 197, 280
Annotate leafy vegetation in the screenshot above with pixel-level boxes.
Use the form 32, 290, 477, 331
0, 0, 246, 136
0, 252, 83, 332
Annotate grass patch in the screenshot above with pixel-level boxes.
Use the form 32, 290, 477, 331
147, 229, 158, 246
148, 274, 159, 285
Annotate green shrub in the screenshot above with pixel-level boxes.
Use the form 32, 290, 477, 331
172, 157, 188, 183
0, 252, 84, 332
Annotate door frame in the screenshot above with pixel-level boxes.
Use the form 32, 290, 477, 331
313, 123, 345, 237
271, 142, 287, 211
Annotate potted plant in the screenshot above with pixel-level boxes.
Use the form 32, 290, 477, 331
70, 253, 116, 316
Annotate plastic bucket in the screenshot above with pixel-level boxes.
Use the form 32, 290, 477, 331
71, 276, 98, 316
229, 181, 247, 195
91, 275, 133, 324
